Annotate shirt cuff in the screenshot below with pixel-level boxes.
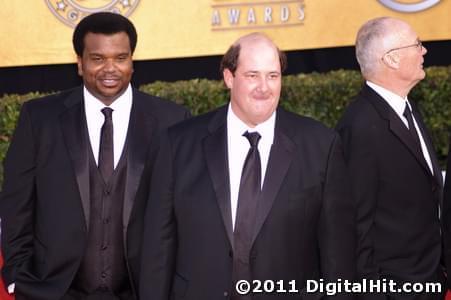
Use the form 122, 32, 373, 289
7, 283, 15, 294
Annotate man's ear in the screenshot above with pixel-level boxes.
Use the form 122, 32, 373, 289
223, 68, 234, 89
382, 52, 400, 70
76, 56, 83, 77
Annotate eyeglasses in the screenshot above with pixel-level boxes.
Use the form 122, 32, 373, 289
384, 40, 423, 56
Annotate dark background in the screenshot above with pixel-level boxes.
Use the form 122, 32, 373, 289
1, 40, 450, 96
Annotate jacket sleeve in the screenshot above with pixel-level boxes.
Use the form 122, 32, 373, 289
139, 130, 177, 299
319, 133, 356, 299
0, 103, 36, 286
337, 121, 387, 300
443, 142, 451, 289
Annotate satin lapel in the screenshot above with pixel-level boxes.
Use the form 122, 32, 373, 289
251, 110, 295, 247
364, 85, 432, 177
411, 106, 443, 187
388, 112, 431, 176
123, 92, 156, 231
203, 107, 234, 248
60, 89, 90, 230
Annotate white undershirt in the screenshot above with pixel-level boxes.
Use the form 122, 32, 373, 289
367, 81, 433, 174
84, 84, 132, 168
227, 103, 275, 230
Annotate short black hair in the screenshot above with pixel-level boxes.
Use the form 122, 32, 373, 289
72, 12, 137, 57
220, 42, 287, 75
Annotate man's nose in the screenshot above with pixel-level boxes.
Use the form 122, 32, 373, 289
103, 59, 116, 72
422, 45, 427, 55
257, 77, 269, 92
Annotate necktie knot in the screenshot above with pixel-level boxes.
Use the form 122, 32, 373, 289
101, 107, 113, 120
243, 131, 261, 148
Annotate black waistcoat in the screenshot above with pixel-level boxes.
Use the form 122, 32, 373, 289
72, 145, 131, 295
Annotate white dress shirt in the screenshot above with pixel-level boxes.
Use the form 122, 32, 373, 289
227, 103, 275, 230
84, 84, 132, 168
367, 81, 434, 174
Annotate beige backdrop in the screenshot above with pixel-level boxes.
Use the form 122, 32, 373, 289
0, 0, 450, 67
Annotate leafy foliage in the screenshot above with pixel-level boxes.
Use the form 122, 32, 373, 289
1, 67, 450, 186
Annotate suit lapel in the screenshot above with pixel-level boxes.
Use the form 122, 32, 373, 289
60, 88, 90, 230
203, 107, 234, 248
411, 105, 443, 187
59, 88, 156, 233
251, 109, 295, 246
364, 85, 432, 177
204, 107, 296, 248
388, 112, 431, 175
123, 90, 157, 231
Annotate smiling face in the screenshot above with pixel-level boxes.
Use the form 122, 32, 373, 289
77, 31, 133, 106
223, 36, 282, 128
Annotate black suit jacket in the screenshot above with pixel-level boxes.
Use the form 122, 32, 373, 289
140, 105, 356, 300
0, 86, 190, 300
443, 139, 451, 289
336, 84, 443, 291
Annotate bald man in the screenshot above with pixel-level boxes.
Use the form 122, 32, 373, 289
140, 33, 356, 300
337, 17, 444, 299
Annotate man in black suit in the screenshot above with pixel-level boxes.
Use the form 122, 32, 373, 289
0, 12, 189, 300
140, 33, 355, 300
336, 17, 444, 299
444, 143, 451, 290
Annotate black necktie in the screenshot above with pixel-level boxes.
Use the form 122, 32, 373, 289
232, 131, 261, 297
99, 107, 114, 182
403, 102, 422, 151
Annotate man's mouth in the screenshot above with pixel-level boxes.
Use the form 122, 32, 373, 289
100, 78, 120, 87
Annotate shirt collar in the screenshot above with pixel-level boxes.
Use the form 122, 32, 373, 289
83, 84, 133, 114
227, 103, 275, 145
366, 81, 410, 115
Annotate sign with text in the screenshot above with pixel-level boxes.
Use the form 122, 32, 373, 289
211, 0, 305, 31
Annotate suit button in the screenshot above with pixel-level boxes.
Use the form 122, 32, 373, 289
104, 189, 110, 196
101, 244, 108, 251
101, 272, 107, 278
224, 291, 229, 297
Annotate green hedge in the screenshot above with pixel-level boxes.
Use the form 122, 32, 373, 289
1, 67, 450, 185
